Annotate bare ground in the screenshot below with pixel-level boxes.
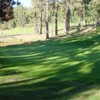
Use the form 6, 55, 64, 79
0, 26, 95, 47
0, 33, 47, 47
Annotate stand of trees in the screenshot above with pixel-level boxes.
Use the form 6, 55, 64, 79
0, 0, 100, 39
32, 0, 99, 39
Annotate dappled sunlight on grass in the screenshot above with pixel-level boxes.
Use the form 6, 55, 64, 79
0, 32, 100, 100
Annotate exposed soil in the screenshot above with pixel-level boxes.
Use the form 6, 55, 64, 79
0, 33, 46, 47
0, 26, 95, 47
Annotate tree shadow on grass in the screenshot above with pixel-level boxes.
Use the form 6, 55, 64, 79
0, 33, 100, 100
0, 60, 100, 100
0, 69, 27, 76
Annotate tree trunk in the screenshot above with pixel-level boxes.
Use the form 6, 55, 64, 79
34, 12, 37, 34
65, 0, 70, 35
45, 0, 49, 39
77, 5, 83, 32
40, 9, 43, 34
55, 0, 58, 36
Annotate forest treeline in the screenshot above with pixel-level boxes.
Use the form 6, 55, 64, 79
0, 0, 100, 38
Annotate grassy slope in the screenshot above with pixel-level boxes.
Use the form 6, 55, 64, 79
0, 31, 100, 100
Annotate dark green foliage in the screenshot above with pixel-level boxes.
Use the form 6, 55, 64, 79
82, 0, 92, 4
0, 0, 20, 21
11, 20, 16, 28
25, 16, 30, 24
0, 0, 14, 21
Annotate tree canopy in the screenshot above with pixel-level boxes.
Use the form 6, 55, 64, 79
0, 0, 20, 21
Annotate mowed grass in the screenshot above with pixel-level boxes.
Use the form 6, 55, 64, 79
0, 22, 65, 37
0, 31, 100, 100
0, 26, 34, 37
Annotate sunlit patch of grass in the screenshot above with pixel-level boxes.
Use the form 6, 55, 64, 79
0, 22, 65, 37
0, 26, 34, 37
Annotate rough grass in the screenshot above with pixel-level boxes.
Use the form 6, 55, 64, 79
0, 31, 100, 100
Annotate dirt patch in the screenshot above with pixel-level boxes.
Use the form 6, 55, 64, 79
0, 26, 95, 47
0, 33, 46, 47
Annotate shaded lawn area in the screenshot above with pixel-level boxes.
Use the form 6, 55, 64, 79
0, 32, 100, 100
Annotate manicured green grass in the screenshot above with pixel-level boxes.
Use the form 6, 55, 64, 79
0, 31, 100, 100
0, 26, 34, 37
0, 22, 65, 37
